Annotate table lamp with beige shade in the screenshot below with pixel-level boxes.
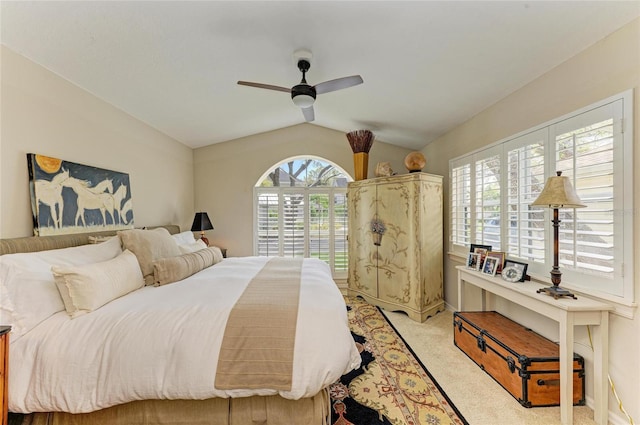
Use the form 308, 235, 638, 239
531, 171, 586, 299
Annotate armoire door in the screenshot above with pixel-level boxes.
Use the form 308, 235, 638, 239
375, 179, 421, 311
347, 182, 378, 298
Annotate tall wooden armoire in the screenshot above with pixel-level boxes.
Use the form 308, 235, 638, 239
347, 173, 444, 322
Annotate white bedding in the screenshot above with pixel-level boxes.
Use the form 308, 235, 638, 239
9, 256, 361, 414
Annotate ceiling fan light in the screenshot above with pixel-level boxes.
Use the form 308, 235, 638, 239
292, 94, 315, 108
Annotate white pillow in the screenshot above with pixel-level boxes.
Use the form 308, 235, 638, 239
177, 239, 207, 254
0, 236, 123, 339
171, 231, 197, 246
52, 250, 144, 318
118, 228, 181, 285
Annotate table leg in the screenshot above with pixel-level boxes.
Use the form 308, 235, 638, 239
481, 288, 487, 311
592, 312, 609, 425
457, 272, 464, 311
559, 313, 574, 425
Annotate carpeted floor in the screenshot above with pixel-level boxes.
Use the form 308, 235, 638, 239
381, 304, 599, 425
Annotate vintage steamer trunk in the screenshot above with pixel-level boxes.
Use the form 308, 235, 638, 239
453, 311, 585, 407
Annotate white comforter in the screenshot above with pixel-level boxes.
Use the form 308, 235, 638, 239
9, 257, 361, 414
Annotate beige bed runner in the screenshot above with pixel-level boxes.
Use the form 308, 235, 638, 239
215, 257, 303, 391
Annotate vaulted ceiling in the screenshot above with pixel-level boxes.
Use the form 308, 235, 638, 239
2, 1, 638, 150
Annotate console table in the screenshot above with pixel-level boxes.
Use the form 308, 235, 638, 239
456, 266, 612, 425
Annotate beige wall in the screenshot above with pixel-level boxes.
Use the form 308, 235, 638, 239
0, 46, 195, 237
423, 18, 640, 424
193, 123, 414, 257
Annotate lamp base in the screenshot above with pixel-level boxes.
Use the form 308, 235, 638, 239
536, 286, 577, 300
200, 235, 210, 247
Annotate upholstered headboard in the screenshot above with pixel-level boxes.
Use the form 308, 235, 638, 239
0, 225, 181, 255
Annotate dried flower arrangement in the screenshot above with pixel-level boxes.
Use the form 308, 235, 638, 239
346, 130, 375, 153
370, 218, 386, 234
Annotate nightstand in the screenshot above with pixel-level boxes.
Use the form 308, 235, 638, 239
0, 326, 10, 425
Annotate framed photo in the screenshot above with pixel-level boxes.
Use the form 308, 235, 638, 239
503, 259, 528, 282
501, 266, 522, 283
486, 251, 506, 274
469, 244, 492, 269
482, 256, 498, 276
466, 252, 481, 271
469, 244, 492, 254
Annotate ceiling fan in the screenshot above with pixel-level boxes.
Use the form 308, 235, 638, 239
237, 50, 363, 122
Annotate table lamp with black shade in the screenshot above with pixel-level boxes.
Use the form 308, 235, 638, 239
191, 212, 214, 246
531, 171, 586, 299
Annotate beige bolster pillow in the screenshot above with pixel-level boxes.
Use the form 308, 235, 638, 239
152, 246, 224, 286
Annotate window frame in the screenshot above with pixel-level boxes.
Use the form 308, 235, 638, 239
253, 156, 351, 279
449, 90, 634, 309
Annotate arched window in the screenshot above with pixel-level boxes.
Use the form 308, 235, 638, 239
254, 156, 351, 277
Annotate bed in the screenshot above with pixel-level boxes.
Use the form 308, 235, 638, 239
0, 225, 360, 425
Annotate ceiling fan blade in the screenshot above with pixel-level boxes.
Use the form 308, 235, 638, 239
237, 81, 291, 93
302, 106, 315, 122
314, 75, 363, 95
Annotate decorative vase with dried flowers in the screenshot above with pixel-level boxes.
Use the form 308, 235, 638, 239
346, 130, 375, 180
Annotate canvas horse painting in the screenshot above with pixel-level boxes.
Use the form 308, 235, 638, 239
28, 153, 134, 235
33, 168, 70, 229
63, 177, 116, 227
112, 184, 128, 224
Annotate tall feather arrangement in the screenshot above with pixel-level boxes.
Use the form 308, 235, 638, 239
346, 130, 375, 153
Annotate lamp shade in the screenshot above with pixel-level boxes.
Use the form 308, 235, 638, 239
531, 171, 586, 209
190, 212, 214, 232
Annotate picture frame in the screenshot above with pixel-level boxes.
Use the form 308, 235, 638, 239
470, 244, 492, 269
501, 266, 522, 283
482, 256, 498, 276
466, 252, 481, 271
27, 153, 134, 236
503, 259, 529, 282
486, 251, 506, 274
469, 243, 492, 254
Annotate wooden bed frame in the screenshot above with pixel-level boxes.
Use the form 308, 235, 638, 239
1, 226, 330, 425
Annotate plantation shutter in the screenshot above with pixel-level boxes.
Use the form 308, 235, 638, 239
450, 160, 471, 251
283, 191, 305, 258
474, 148, 501, 250
308, 193, 329, 263
505, 129, 546, 265
256, 192, 280, 256
333, 192, 348, 272
549, 100, 623, 294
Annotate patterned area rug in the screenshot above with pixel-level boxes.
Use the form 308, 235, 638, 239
330, 297, 468, 425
